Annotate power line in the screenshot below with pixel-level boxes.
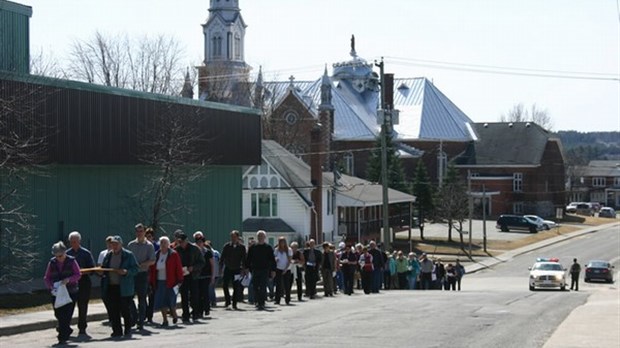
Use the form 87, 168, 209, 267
383, 56, 620, 82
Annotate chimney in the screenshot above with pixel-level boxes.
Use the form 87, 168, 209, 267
310, 124, 324, 243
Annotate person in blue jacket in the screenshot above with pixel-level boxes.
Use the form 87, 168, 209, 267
100, 235, 139, 338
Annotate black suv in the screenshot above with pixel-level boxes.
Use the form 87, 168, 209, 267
496, 215, 542, 233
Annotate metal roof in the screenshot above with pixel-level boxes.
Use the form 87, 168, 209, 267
0, 0, 32, 17
242, 218, 296, 233
258, 140, 415, 207
262, 76, 477, 142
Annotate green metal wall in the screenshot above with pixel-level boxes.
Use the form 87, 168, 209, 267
6, 165, 241, 279
0, 1, 31, 74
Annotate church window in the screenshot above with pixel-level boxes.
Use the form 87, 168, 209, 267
234, 33, 241, 59
227, 32, 232, 59
212, 34, 223, 58
344, 152, 354, 175
285, 111, 298, 125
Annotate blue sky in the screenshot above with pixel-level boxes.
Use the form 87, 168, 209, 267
19, 0, 620, 132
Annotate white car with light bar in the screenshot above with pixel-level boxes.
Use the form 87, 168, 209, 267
528, 258, 568, 291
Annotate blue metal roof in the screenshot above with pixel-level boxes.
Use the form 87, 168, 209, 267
262, 74, 477, 142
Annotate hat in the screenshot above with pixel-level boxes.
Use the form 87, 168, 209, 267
422, 252, 427, 257
338, 242, 346, 249
177, 233, 188, 241
110, 235, 123, 244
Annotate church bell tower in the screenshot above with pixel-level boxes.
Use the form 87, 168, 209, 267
198, 0, 252, 106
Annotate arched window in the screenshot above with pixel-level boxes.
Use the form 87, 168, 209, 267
344, 152, 354, 175
234, 33, 241, 59
212, 34, 223, 58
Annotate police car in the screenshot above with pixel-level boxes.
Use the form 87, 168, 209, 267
528, 258, 567, 291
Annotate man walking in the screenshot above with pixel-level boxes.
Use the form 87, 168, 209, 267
246, 230, 276, 310
127, 223, 155, 330
174, 231, 205, 322
303, 239, 322, 299
419, 253, 434, 290
66, 231, 95, 336
101, 236, 139, 338
220, 230, 246, 310
368, 241, 384, 293
570, 258, 581, 291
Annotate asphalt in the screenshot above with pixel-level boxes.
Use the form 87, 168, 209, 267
0, 221, 618, 344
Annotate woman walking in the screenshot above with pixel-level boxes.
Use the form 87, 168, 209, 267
44, 241, 81, 344
149, 236, 184, 327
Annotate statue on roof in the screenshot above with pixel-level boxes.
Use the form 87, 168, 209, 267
350, 34, 357, 58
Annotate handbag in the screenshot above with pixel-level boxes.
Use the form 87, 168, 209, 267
54, 282, 73, 308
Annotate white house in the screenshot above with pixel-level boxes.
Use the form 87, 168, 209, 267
242, 140, 415, 245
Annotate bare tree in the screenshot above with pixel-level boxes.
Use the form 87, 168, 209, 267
30, 48, 65, 78
197, 62, 253, 106
435, 165, 468, 244
0, 82, 47, 284
128, 103, 210, 235
500, 103, 553, 130
68, 31, 188, 95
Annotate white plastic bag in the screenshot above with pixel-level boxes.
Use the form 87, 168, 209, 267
241, 273, 252, 287
54, 283, 72, 308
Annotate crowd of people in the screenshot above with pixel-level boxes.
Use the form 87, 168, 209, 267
43, 226, 466, 344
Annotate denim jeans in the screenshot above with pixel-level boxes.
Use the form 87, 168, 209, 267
252, 269, 269, 308
372, 269, 382, 293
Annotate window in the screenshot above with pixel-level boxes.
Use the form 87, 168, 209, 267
326, 190, 333, 216
592, 177, 606, 187
285, 112, 298, 125
615, 177, 620, 187
211, 34, 222, 58
251, 193, 278, 217
437, 152, 447, 183
513, 173, 523, 192
234, 33, 241, 59
513, 202, 524, 215
344, 152, 354, 175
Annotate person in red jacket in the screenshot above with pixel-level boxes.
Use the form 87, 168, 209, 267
149, 236, 184, 327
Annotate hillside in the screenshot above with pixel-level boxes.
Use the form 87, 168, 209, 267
556, 131, 620, 165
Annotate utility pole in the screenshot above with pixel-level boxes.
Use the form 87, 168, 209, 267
468, 170, 473, 259
375, 58, 391, 252
482, 184, 487, 253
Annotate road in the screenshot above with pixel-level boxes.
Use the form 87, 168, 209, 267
1, 226, 618, 348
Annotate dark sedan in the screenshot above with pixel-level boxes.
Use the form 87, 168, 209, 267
584, 260, 615, 283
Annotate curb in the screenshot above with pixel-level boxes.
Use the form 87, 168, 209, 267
465, 222, 620, 274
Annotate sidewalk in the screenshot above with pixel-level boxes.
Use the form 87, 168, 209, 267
0, 221, 618, 337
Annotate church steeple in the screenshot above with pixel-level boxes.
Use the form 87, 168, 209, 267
181, 68, 194, 99
320, 65, 333, 110
198, 0, 252, 106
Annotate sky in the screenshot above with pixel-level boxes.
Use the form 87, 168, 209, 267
17, 0, 620, 132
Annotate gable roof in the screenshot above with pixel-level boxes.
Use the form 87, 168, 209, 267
261, 76, 477, 142
456, 122, 552, 166
242, 218, 296, 233
258, 140, 415, 207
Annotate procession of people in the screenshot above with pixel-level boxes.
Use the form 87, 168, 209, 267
44, 226, 466, 344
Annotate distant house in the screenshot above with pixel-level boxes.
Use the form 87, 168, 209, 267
455, 122, 566, 218
242, 141, 415, 244
568, 160, 620, 208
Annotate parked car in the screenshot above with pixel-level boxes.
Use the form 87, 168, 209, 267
575, 203, 594, 216
529, 257, 567, 291
589, 202, 601, 212
584, 260, 614, 283
598, 207, 617, 218
565, 202, 581, 213
524, 215, 558, 230
496, 214, 543, 233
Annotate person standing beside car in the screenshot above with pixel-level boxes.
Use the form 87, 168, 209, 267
570, 258, 581, 291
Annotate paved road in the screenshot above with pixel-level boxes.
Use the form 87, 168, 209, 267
1, 226, 617, 347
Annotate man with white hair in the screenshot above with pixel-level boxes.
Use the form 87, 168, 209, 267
66, 231, 95, 336
246, 230, 276, 310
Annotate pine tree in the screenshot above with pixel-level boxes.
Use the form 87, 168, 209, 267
366, 135, 408, 193
412, 161, 434, 239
